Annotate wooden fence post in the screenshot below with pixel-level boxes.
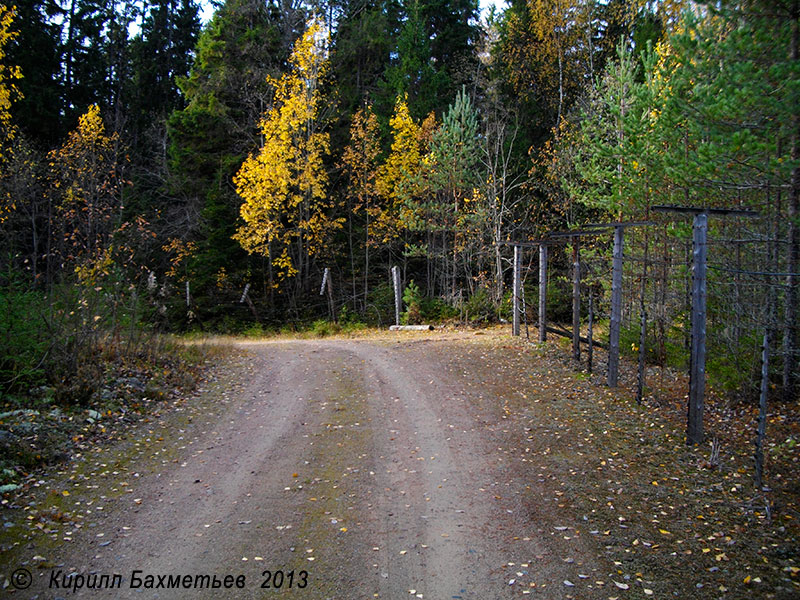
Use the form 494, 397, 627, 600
587, 292, 594, 373
327, 269, 336, 322
636, 297, 647, 404
572, 240, 581, 361
539, 244, 547, 342
513, 244, 521, 336
392, 266, 402, 326
320, 268, 335, 321
687, 212, 708, 445
608, 226, 624, 387
320, 268, 329, 296
652, 205, 757, 446
240, 283, 259, 320
755, 330, 769, 488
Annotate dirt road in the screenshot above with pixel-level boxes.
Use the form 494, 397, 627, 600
7, 337, 610, 599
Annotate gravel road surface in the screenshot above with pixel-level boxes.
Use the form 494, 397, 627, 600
9, 337, 608, 599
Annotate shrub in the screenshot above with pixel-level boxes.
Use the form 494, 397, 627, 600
242, 322, 266, 338
402, 280, 423, 325
420, 297, 458, 322
499, 290, 513, 322
311, 319, 341, 337
463, 287, 495, 323
0, 284, 49, 391
337, 304, 363, 325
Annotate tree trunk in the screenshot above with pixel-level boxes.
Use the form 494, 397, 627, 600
348, 195, 357, 310
783, 5, 799, 402
494, 227, 504, 303
557, 45, 564, 126
364, 195, 370, 310
64, 0, 77, 97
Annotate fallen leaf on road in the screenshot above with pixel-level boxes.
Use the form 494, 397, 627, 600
613, 581, 629, 589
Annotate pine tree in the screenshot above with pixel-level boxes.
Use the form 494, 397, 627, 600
383, 0, 479, 120
423, 87, 480, 294
330, 0, 398, 118
130, 0, 200, 152
59, 0, 112, 126
423, 0, 479, 97
568, 42, 654, 218
384, 0, 443, 119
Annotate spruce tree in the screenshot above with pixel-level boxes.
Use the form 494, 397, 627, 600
167, 0, 305, 319
5, 0, 62, 145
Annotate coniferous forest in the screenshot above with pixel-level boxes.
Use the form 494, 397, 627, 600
0, 0, 798, 404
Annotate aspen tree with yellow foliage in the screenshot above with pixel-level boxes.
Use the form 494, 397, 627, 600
375, 94, 425, 241
0, 4, 22, 223
234, 19, 342, 296
0, 4, 20, 156
341, 104, 381, 303
48, 104, 120, 279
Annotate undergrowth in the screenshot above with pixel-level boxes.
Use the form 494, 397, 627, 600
0, 334, 219, 486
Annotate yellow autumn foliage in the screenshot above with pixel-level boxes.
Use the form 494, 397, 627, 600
0, 5, 22, 223
50, 104, 114, 209
0, 4, 21, 155
234, 19, 342, 281
74, 245, 114, 285
374, 95, 425, 240
48, 104, 121, 268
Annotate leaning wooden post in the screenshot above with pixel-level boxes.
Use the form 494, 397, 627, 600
320, 267, 329, 296
240, 283, 259, 320
608, 225, 624, 387
539, 244, 548, 342
327, 269, 336, 323
391, 266, 402, 326
512, 244, 521, 336
687, 212, 708, 445
572, 240, 581, 361
320, 268, 333, 320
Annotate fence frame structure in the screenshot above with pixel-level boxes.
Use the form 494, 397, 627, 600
500, 240, 552, 339
547, 229, 618, 361
503, 223, 654, 374
583, 222, 655, 387
653, 205, 758, 445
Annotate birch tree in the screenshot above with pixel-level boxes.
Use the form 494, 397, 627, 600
342, 104, 381, 304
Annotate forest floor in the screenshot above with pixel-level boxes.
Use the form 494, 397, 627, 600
0, 327, 798, 599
